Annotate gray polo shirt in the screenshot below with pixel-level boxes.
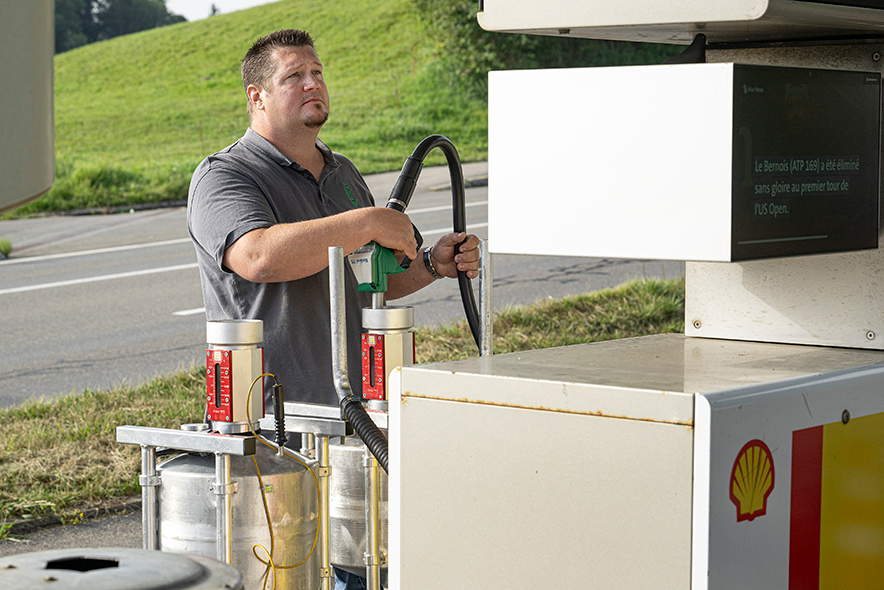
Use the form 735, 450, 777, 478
187, 128, 374, 408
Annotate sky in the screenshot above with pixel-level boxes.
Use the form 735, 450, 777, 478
165, 0, 281, 22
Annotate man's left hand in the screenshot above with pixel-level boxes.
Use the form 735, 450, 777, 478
428, 232, 481, 279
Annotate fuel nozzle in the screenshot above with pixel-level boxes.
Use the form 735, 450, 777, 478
348, 242, 408, 293
347, 149, 429, 292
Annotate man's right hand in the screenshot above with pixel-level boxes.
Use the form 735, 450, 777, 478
363, 206, 418, 262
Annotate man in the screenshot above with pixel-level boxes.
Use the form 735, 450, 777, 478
188, 29, 480, 586
188, 28, 480, 404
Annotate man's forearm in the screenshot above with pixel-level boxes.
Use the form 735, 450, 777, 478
223, 207, 417, 283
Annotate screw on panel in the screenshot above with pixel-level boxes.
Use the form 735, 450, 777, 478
873, 52, 881, 62
842, 410, 850, 424
867, 331, 876, 341
693, 319, 702, 330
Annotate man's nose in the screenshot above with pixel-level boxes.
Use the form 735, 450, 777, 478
304, 73, 321, 89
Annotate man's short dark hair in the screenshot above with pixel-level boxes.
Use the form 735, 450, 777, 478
241, 29, 316, 116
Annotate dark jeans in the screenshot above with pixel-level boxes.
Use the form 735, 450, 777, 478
334, 567, 369, 590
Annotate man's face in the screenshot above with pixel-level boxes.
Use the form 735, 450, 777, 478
261, 45, 330, 131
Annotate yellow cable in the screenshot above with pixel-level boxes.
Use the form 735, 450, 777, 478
252, 544, 276, 590
250, 454, 277, 590
243, 372, 322, 584
255, 435, 321, 569
245, 373, 278, 590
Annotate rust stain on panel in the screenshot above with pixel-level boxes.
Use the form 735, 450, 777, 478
401, 391, 694, 427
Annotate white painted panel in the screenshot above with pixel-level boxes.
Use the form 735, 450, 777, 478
394, 396, 694, 590
488, 63, 734, 261
692, 394, 713, 590
686, 252, 884, 349
703, 364, 884, 588
387, 368, 403, 590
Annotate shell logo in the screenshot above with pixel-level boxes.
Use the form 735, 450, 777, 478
730, 439, 775, 522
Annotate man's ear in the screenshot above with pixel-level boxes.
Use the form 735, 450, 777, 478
246, 84, 264, 111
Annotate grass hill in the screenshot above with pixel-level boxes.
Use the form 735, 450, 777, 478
19, 0, 483, 215
9, 0, 677, 217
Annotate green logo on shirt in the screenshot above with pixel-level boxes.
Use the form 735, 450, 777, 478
342, 183, 358, 208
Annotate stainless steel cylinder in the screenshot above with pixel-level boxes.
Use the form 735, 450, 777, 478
157, 443, 319, 590
361, 306, 414, 330
206, 319, 263, 347
328, 435, 388, 582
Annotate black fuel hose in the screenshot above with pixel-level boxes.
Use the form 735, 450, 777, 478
341, 396, 388, 472
388, 135, 482, 348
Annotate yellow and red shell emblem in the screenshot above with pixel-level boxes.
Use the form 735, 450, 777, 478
730, 439, 775, 522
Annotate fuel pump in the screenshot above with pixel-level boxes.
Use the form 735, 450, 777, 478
205, 320, 264, 433
327, 135, 486, 589
347, 244, 416, 404
347, 235, 415, 404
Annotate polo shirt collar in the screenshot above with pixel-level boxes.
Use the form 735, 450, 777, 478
243, 127, 339, 171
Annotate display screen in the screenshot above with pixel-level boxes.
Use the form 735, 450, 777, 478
731, 65, 880, 261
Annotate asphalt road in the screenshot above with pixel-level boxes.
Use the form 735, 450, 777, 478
0, 512, 143, 557
0, 162, 683, 408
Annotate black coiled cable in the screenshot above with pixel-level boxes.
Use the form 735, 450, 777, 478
341, 396, 388, 472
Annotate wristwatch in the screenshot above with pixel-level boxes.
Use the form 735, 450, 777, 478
423, 248, 444, 280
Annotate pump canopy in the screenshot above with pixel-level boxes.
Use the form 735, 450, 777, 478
479, 0, 884, 45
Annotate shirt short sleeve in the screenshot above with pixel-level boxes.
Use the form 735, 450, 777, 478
187, 157, 277, 272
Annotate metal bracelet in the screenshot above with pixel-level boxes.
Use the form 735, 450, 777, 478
423, 248, 444, 280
